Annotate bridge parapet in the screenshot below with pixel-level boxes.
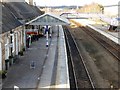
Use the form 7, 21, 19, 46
60, 13, 117, 25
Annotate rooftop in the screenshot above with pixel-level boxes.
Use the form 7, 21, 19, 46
1, 3, 22, 34
3, 2, 43, 22
1, 2, 44, 34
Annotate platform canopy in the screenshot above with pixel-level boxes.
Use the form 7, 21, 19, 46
26, 13, 70, 25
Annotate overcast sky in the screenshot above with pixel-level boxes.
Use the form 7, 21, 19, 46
33, 0, 120, 6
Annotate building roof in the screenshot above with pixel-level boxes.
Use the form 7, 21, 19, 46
1, 3, 22, 34
27, 13, 70, 25
1, 2, 44, 34
3, 2, 44, 22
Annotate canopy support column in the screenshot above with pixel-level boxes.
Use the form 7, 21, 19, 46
46, 25, 49, 47
57, 25, 59, 37
24, 26, 27, 50
0, 42, 2, 70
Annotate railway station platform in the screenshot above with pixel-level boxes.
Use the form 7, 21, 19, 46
72, 19, 120, 45
2, 25, 70, 89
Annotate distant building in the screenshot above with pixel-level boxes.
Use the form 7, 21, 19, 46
104, 5, 118, 17
29, 0, 33, 5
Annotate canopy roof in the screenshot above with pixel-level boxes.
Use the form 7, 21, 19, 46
27, 13, 70, 25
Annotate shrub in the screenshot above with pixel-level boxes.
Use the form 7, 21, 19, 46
18, 51, 24, 56
9, 55, 13, 59
22, 47, 25, 51
0, 70, 7, 79
5, 59, 9, 63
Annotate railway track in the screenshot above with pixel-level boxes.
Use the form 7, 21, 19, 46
63, 26, 95, 89
80, 26, 120, 61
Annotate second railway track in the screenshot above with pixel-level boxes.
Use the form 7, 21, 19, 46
81, 26, 120, 61
70, 20, 120, 61
63, 26, 95, 89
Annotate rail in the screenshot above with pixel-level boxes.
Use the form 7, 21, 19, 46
63, 26, 95, 89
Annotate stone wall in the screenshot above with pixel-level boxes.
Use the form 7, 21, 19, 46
1, 26, 24, 70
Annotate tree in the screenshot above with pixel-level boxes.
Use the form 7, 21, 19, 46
78, 3, 104, 13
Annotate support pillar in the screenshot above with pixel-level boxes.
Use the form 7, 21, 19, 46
10, 32, 14, 65
34, 25, 39, 41
18, 32, 21, 52
5, 37, 9, 60
12, 33, 15, 55
46, 25, 49, 47
57, 25, 59, 37
0, 42, 2, 71
4, 37, 10, 70
29, 35, 32, 46
24, 26, 26, 50
21, 30, 23, 45
49, 26, 52, 38
16, 33, 18, 55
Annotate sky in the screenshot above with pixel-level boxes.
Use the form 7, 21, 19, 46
33, 0, 120, 6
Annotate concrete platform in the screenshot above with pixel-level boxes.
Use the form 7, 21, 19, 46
2, 25, 70, 89
72, 19, 120, 45
37, 25, 70, 89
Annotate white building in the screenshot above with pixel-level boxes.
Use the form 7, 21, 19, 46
104, 5, 118, 17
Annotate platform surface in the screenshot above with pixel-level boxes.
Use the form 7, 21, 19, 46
2, 25, 70, 89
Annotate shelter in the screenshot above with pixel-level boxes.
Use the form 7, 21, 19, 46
26, 13, 70, 47
0, 2, 44, 71
27, 13, 70, 25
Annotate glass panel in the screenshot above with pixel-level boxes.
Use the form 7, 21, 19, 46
32, 15, 67, 25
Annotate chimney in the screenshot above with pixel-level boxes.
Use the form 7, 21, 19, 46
29, 0, 33, 5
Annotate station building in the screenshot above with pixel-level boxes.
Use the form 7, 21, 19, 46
0, 0, 44, 71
